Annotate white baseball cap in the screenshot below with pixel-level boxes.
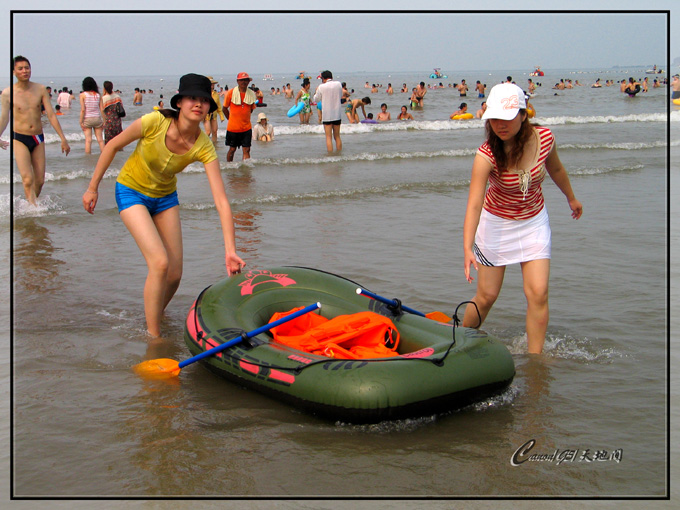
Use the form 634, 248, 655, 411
482, 83, 527, 121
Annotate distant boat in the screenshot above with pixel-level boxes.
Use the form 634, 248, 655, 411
530, 67, 544, 77
429, 68, 447, 79
263, 74, 274, 81
645, 66, 664, 74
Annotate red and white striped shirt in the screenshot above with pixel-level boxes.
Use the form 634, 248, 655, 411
477, 125, 554, 220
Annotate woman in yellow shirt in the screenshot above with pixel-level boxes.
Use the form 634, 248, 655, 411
82, 74, 245, 337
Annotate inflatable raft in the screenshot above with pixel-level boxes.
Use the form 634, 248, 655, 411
184, 267, 515, 423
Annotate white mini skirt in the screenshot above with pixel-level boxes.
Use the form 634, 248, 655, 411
473, 207, 551, 267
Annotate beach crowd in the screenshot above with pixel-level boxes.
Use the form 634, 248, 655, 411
2, 57, 675, 353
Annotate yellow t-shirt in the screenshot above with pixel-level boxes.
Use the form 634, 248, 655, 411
116, 111, 218, 197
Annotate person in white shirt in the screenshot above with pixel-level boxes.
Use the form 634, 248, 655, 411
57, 86, 72, 108
313, 70, 343, 153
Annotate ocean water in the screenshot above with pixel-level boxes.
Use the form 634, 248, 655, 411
1, 67, 675, 506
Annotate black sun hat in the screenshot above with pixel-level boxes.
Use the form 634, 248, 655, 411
170, 73, 218, 113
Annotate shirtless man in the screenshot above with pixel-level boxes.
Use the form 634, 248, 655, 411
623, 77, 642, 97
671, 74, 680, 100
376, 103, 391, 122
475, 101, 487, 119
475, 80, 486, 97
413, 82, 427, 107
457, 79, 468, 97
133, 87, 143, 105
0, 56, 71, 205
341, 82, 351, 104
284, 84, 294, 99
527, 79, 536, 94
345, 97, 371, 124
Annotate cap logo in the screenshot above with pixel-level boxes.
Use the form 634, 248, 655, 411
501, 94, 520, 110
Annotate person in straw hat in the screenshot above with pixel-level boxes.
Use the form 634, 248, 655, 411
252, 112, 274, 142
82, 73, 245, 337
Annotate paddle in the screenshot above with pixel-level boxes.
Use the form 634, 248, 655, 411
356, 288, 452, 323
134, 302, 322, 379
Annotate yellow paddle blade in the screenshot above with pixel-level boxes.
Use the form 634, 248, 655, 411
133, 358, 181, 379
425, 311, 452, 323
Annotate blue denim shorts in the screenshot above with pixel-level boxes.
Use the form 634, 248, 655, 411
115, 182, 179, 216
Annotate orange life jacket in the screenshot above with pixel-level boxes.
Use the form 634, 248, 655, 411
269, 307, 400, 359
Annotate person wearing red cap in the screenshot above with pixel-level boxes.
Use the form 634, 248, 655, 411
223, 72, 257, 161
462, 83, 582, 354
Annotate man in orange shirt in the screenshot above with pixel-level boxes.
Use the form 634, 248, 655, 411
223, 72, 257, 161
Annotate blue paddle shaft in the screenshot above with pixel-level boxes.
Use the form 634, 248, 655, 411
178, 302, 321, 369
356, 288, 426, 317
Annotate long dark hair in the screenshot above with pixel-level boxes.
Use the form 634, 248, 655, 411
485, 111, 534, 172
82, 76, 99, 93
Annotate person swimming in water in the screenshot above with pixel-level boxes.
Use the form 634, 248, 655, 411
410, 82, 426, 108
623, 77, 641, 97
397, 105, 413, 120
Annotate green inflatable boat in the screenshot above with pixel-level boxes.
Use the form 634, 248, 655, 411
184, 267, 515, 423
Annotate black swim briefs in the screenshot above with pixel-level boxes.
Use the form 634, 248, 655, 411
13, 132, 45, 153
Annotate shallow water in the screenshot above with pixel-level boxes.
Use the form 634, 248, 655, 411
2, 67, 674, 504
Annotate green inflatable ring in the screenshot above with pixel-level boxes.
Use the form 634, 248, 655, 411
184, 266, 515, 423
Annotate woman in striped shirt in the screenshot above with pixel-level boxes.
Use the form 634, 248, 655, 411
79, 76, 105, 154
462, 83, 582, 354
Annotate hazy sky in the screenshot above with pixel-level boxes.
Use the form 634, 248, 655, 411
2, 0, 676, 85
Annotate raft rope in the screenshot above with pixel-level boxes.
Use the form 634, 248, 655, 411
190, 289, 484, 374
433, 300, 481, 367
